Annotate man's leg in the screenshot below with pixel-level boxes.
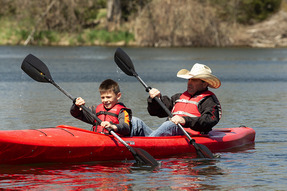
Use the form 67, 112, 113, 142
149, 121, 184, 137
130, 117, 153, 137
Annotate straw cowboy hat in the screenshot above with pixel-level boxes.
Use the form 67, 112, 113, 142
177, 63, 221, 89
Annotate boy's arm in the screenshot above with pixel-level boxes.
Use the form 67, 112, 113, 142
115, 109, 131, 136
70, 104, 96, 125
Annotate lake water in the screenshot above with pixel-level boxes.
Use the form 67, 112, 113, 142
0, 45, 287, 190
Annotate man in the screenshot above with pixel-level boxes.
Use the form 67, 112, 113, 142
147, 63, 222, 136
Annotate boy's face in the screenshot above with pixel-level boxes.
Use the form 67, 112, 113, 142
100, 91, 121, 110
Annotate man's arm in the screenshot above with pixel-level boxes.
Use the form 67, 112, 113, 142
147, 93, 181, 117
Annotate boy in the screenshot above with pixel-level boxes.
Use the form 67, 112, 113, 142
70, 79, 152, 137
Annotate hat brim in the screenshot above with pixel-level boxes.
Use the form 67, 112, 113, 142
177, 69, 221, 89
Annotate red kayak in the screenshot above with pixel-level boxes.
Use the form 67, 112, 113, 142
0, 125, 255, 164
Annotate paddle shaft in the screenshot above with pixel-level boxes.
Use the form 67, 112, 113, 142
135, 75, 196, 142
47, 78, 102, 124
107, 128, 137, 153
49, 79, 73, 100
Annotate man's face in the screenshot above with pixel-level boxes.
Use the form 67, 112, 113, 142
187, 79, 208, 95
100, 91, 121, 109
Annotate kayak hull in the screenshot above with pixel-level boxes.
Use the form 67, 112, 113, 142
0, 125, 255, 164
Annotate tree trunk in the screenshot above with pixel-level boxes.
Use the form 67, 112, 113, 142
107, 0, 121, 30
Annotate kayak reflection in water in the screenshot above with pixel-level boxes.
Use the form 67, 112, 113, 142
147, 63, 222, 137
70, 79, 153, 137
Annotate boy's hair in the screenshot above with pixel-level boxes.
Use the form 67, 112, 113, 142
99, 79, 120, 94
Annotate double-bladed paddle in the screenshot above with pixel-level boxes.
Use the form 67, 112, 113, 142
21, 54, 159, 166
114, 48, 214, 159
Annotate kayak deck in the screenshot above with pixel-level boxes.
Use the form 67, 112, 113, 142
0, 125, 255, 164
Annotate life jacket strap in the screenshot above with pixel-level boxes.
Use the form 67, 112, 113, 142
172, 111, 199, 118
175, 99, 199, 105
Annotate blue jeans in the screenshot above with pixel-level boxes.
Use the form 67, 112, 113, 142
148, 121, 185, 137
130, 117, 153, 137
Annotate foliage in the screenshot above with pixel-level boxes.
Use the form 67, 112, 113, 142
0, 0, 106, 32
0, 0, 284, 46
237, 0, 282, 24
202, 0, 282, 24
120, 0, 151, 21
34, 31, 59, 44
0, 18, 22, 44
87, 29, 134, 43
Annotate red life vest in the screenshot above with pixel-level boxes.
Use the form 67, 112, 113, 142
171, 90, 219, 118
93, 103, 130, 134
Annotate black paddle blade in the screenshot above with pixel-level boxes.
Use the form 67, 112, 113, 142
133, 148, 159, 166
196, 144, 214, 159
114, 48, 137, 76
21, 54, 53, 83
